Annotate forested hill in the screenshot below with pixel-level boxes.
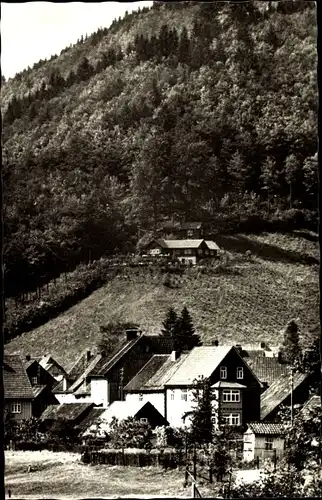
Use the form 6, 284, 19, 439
2, 0, 318, 298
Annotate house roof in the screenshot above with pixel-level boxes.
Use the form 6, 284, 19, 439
41, 403, 94, 421
98, 400, 158, 424
245, 357, 289, 386
32, 385, 47, 398
124, 353, 190, 392
39, 355, 67, 376
3, 354, 34, 399
67, 350, 98, 380
162, 239, 204, 249
260, 371, 309, 420
68, 354, 102, 392
301, 395, 321, 415
76, 407, 106, 432
211, 381, 247, 389
247, 423, 287, 435
205, 240, 220, 251
164, 346, 232, 386
89, 336, 142, 377
124, 355, 170, 392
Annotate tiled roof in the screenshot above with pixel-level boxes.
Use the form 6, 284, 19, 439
77, 407, 106, 432
248, 423, 287, 435
3, 354, 34, 399
68, 354, 102, 392
90, 337, 142, 377
245, 357, 289, 386
39, 355, 67, 376
124, 355, 169, 392
165, 346, 232, 386
211, 381, 247, 389
205, 240, 220, 251
67, 350, 98, 380
145, 353, 190, 389
41, 403, 94, 421
52, 379, 64, 394
162, 239, 204, 249
242, 350, 266, 358
301, 395, 321, 415
261, 371, 309, 420
144, 336, 175, 354
99, 401, 157, 424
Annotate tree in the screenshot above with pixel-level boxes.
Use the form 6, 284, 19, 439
108, 417, 152, 449
260, 156, 279, 212
161, 307, 179, 337
178, 306, 195, 336
279, 320, 301, 366
284, 153, 301, 208
185, 376, 214, 445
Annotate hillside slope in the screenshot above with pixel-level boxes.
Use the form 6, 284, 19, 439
2, 1, 318, 298
5, 232, 319, 370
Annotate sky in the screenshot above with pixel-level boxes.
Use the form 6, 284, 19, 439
1, 1, 153, 79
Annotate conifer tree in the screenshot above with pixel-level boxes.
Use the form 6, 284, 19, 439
161, 307, 179, 337
279, 319, 301, 366
186, 376, 214, 445
178, 306, 195, 336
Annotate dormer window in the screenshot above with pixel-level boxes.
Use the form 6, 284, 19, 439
220, 366, 227, 379
237, 367, 244, 379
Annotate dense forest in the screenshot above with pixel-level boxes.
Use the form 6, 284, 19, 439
2, 1, 318, 298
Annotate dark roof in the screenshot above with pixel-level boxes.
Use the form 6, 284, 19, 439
68, 354, 102, 392
247, 423, 287, 435
124, 355, 170, 392
90, 337, 142, 377
241, 350, 266, 359
261, 371, 309, 420
245, 357, 289, 386
301, 395, 321, 415
181, 222, 203, 230
41, 403, 94, 422
52, 379, 64, 394
76, 407, 106, 432
144, 335, 175, 354
67, 350, 98, 380
39, 355, 67, 376
3, 354, 34, 399
32, 385, 47, 398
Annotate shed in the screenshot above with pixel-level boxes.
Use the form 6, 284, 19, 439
243, 423, 287, 462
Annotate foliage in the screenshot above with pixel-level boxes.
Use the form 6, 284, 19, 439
184, 376, 214, 445
161, 307, 180, 337
108, 417, 153, 449
177, 306, 195, 336
279, 319, 302, 365
2, 0, 317, 305
154, 425, 185, 449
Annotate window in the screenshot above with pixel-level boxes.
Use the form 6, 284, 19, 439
237, 367, 244, 379
170, 390, 175, 401
181, 388, 188, 401
220, 366, 227, 379
187, 230, 194, 237
222, 390, 240, 402
11, 401, 21, 414
265, 436, 274, 450
140, 417, 148, 424
222, 413, 240, 426
139, 393, 143, 401
198, 249, 203, 255
31, 376, 38, 385
184, 249, 192, 255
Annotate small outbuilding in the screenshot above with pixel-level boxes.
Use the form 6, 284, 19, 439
243, 422, 287, 462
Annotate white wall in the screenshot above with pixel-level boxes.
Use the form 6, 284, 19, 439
55, 393, 83, 404
243, 432, 285, 462
125, 392, 165, 417
165, 388, 196, 428
91, 378, 109, 408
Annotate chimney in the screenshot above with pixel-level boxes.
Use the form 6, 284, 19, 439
211, 340, 219, 347
235, 344, 243, 354
86, 350, 91, 362
260, 342, 266, 349
171, 350, 179, 362
26, 355, 31, 361
125, 328, 139, 342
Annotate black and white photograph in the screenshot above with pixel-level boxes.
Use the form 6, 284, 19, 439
1, 1, 320, 498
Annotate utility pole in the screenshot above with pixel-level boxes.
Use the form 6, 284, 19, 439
290, 366, 294, 426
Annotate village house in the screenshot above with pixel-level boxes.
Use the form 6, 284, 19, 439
159, 221, 207, 240
243, 423, 287, 462
41, 402, 95, 430
38, 354, 67, 382
3, 354, 34, 420
81, 401, 168, 441
164, 346, 262, 428
260, 371, 311, 421
54, 328, 199, 407
24, 356, 59, 417
125, 345, 262, 428
144, 239, 220, 265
